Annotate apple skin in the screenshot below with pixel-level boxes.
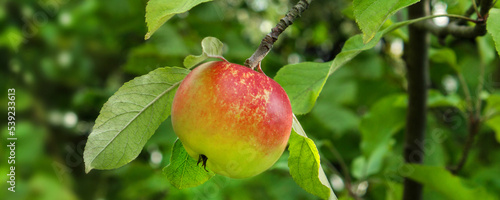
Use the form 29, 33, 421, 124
171, 61, 293, 178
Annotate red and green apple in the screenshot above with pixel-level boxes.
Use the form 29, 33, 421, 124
171, 61, 293, 178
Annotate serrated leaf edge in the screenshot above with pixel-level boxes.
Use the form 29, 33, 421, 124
85, 81, 181, 173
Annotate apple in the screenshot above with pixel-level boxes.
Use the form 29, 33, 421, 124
171, 61, 293, 178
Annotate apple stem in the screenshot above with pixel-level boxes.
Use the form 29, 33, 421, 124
257, 62, 266, 75
244, 0, 312, 70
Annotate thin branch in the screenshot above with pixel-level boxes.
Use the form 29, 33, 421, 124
475, 60, 486, 119
418, 20, 486, 39
451, 113, 481, 174
472, 0, 480, 18
416, 0, 494, 39
479, 0, 494, 18
457, 73, 474, 113
450, 43, 486, 174
244, 0, 312, 70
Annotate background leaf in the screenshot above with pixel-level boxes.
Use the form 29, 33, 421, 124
288, 116, 337, 200
353, 0, 419, 43
484, 94, 500, 143
352, 94, 406, 178
84, 67, 189, 173
486, 8, 500, 57
145, 0, 212, 39
403, 164, 498, 200
183, 37, 225, 69
360, 94, 406, 155
429, 48, 459, 71
164, 139, 214, 189
427, 89, 462, 108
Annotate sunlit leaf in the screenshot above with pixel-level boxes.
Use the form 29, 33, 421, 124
288, 115, 337, 200
353, 0, 419, 43
84, 67, 189, 173
486, 8, 500, 57
0, 26, 23, 52
274, 62, 331, 114
184, 37, 225, 69
145, 0, 212, 39
403, 164, 498, 199
164, 139, 214, 189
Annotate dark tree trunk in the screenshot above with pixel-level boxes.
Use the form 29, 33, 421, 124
403, 0, 430, 199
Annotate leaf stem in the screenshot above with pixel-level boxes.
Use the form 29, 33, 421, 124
457, 73, 474, 113
475, 61, 486, 118
450, 44, 486, 174
472, 0, 481, 18
451, 113, 481, 174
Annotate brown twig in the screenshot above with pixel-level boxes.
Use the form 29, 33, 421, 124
244, 0, 312, 70
451, 113, 481, 174
450, 45, 486, 174
416, 0, 494, 40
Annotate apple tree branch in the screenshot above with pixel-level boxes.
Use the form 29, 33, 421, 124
416, 0, 494, 41
244, 0, 312, 70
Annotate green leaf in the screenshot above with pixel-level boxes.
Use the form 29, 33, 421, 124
0, 26, 23, 52
29, 174, 78, 200
403, 164, 498, 200
353, 94, 406, 178
484, 94, 500, 143
312, 103, 360, 135
427, 89, 462, 108
486, 8, 500, 57
274, 62, 331, 114
353, 0, 419, 43
477, 34, 497, 65
184, 37, 225, 69
164, 139, 214, 189
145, 0, 212, 40
288, 115, 337, 200
386, 181, 403, 200
360, 94, 406, 156
429, 48, 459, 71
84, 67, 190, 173
352, 139, 393, 179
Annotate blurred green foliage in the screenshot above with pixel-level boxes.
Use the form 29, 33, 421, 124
1, 0, 500, 199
